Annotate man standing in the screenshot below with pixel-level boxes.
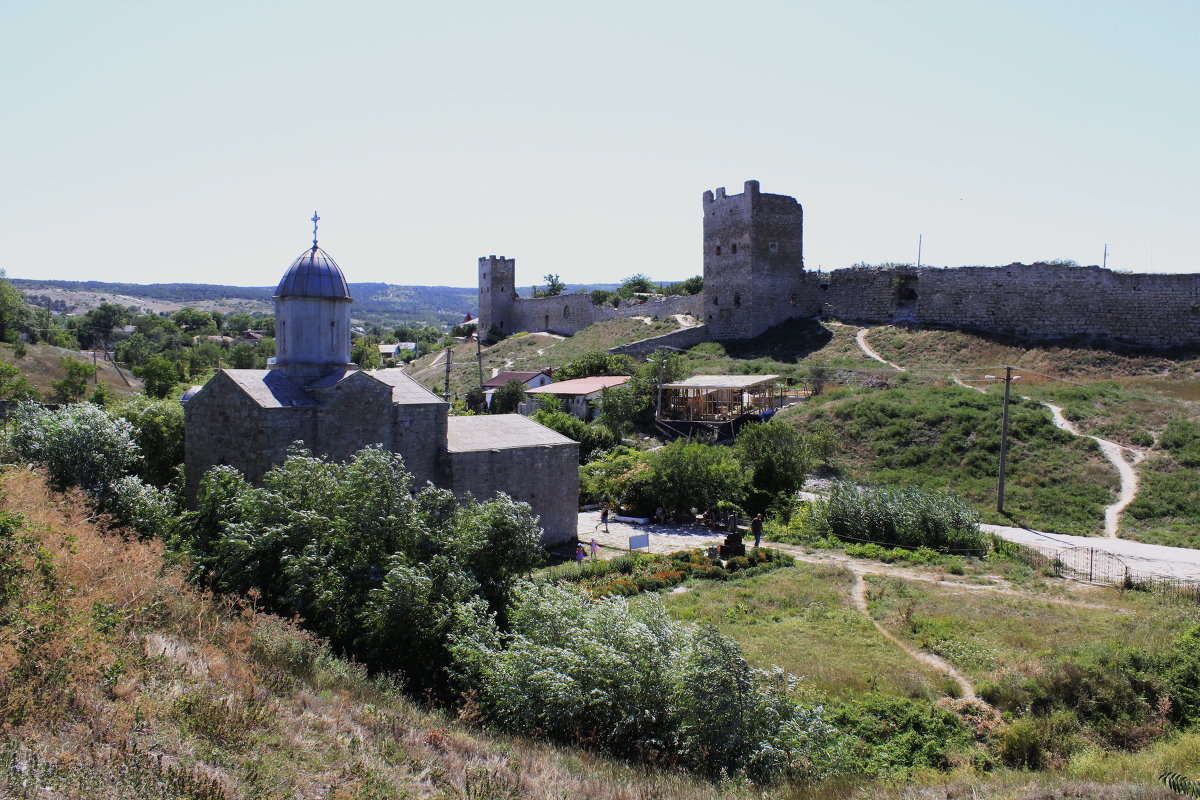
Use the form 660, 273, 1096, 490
751, 514, 764, 548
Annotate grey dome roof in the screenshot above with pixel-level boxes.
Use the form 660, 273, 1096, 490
275, 246, 351, 299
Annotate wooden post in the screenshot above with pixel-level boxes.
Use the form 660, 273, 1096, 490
997, 365, 1013, 513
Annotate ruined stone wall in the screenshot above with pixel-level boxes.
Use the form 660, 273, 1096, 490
443, 442, 580, 548
812, 263, 1200, 348
504, 292, 703, 336
606, 324, 711, 358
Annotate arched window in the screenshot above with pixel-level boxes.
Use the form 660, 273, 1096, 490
734, 293, 741, 308
563, 305, 570, 319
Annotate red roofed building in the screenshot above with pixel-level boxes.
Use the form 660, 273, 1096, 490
521, 375, 630, 420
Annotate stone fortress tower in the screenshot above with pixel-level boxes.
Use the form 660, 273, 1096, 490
702, 179, 806, 340
184, 219, 579, 546
477, 255, 516, 337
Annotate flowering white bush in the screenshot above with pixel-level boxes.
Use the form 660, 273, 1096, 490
450, 582, 852, 783
9, 402, 139, 499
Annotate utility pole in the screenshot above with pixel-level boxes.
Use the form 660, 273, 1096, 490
916, 234, 923, 269
1103, 243, 1108, 269
655, 355, 666, 420
997, 365, 1014, 514
444, 346, 453, 402
476, 331, 484, 393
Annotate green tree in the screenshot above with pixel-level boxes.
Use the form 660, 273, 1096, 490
115, 332, 154, 366
177, 445, 543, 694
0, 271, 33, 344
734, 421, 812, 512
51, 358, 95, 403
171, 307, 217, 334
491, 379, 527, 414
540, 274, 565, 297
554, 351, 636, 380
117, 397, 185, 487
646, 439, 749, 517
0, 361, 38, 401
135, 356, 178, 399
228, 342, 258, 369
617, 274, 656, 298
531, 408, 618, 462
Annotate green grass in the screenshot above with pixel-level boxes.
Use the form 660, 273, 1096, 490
407, 316, 685, 399
783, 383, 1118, 535
661, 563, 945, 699
862, 574, 1200, 684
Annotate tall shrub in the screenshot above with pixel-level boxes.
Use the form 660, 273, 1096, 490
814, 482, 984, 551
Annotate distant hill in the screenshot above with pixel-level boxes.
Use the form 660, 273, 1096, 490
14, 279, 620, 329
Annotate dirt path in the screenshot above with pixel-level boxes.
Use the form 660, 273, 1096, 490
855, 328, 907, 372
1041, 403, 1144, 538
579, 512, 1122, 701
850, 572, 977, 700
855, 328, 1145, 539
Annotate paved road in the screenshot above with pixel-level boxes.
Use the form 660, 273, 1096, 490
984, 523, 1200, 582
579, 511, 1200, 584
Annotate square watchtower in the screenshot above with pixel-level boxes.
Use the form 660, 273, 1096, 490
702, 180, 805, 340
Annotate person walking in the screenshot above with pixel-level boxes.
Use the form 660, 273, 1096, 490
595, 503, 610, 533
751, 513, 764, 548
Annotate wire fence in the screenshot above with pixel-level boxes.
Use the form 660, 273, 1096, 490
989, 534, 1200, 606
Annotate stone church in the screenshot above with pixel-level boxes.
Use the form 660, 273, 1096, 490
183, 235, 579, 546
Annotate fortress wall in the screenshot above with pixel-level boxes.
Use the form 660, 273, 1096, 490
812, 264, 1200, 349
507, 292, 703, 336
607, 324, 711, 358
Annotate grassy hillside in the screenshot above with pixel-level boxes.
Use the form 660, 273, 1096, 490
0, 468, 737, 800
781, 383, 1118, 535
406, 316, 687, 398
0, 341, 142, 399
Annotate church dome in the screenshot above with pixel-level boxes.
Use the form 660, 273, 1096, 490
275, 246, 351, 300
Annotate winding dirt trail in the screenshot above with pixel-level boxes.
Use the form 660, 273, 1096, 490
850, 572, 977, 700
856, 327, 1145, 538
855, 328, 906, 372
1041, 403, 1145, 538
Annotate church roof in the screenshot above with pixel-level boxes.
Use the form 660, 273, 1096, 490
368, 369, 448, 405
275, 246, 351, 300
221, 369, 318, 408
445, 414, 575, 453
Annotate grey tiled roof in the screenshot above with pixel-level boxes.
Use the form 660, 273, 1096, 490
223, 370, 317, 408
446, 414, 575, 453
275, 246, 351, 299
369, 369, 448, 405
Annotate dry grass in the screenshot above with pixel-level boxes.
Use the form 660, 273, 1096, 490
0, 342, 141, 399
0, 468, 748, 800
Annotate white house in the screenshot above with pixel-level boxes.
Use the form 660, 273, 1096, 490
520, 375, 630, 420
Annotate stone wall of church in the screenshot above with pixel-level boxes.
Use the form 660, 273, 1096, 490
443, 442, 580, 549
183, 377, 315, 500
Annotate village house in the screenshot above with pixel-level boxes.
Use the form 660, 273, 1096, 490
520, 375, 630, 420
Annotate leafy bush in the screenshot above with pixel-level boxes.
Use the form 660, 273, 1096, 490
813, 482, 985, 552
451, 583, 855, 783
116, 397, 185, 487
530, 408, 618, 463
175, 445, 544, 695
10, 402, 139, 502
646, 439, 749, 519
824, 693, 970, 773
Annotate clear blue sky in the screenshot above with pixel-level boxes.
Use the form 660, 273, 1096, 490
4, 0, 1197, 288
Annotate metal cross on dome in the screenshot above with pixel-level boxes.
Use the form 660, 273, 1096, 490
311, 211, 320, 249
